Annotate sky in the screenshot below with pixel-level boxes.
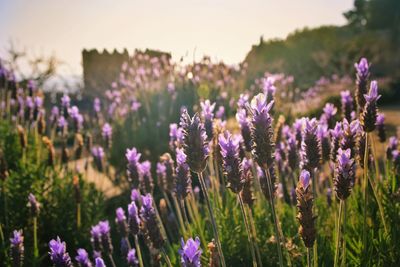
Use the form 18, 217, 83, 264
0, 0, 354, 75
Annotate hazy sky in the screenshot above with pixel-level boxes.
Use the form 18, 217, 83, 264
0, 0, 353, 75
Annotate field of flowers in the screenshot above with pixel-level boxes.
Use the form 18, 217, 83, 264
0, 54, 399, 267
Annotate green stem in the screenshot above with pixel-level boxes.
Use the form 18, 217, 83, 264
2, 183, 8, 230
307, 248, 312, 267
362, 133, 369, 255
161, 247, 173, 267
238, 195, 257, 267
172, 195, 187, 237
134, 235, 144, 267
248, 207, 263, 267
108, 253, 117, 267
264, 168, 284, 267
198, 172, 226, 267
311, 170, 318, 267
334, 200, 344, 267
341, 201, 347, 267
76, 203, 81, 230
33, 216, 39, 260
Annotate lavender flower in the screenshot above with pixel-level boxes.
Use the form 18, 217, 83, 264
200, 99, 216, 140
341, 119, 359, 158
75, 248, 92, 267
126, 147, 141, 188
130, 189, 141, 205
98, 221, 113, 254
354, 58, 370, 113
139, 160, 154, 194
240, 158, 255, 206
91, 147, 105, 172
10, 230, 24, 267
287, 133, 299, 171
127, 249, 139, 267
215, 106, 225, 119
174, 148, 192, 200
180, 109, 209, 173
61, 94, 71, 117
360, 81, 381, 132
321, 103, 337, 129
334, 148, 355, 200
236, 109, 252, 152
301, 118, 321, 171
93, 98, 101, 113
179, 237, 202, 267
95, 258, 106, 267
128, 201, 140, 236
330, 122, 343, 163
340, 90, 353, 121
387, 136, 398, 160
115, 208, 129, 237
296, 170, 316, 248
140, 194, 164, 249
101, 123, 112, 148
376, 113, 386, 143
237, 93, 249, 109
48, 237, 72, 267
218, 132, 244, 193
262, 77, 276, 101
28, 193, 40, 216
317, 124, 331, 163
90, 225, 102, 254
249, 93, 275, 168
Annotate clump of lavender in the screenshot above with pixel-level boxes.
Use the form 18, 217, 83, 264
179, 237, 202, 267
360, 81, 381, 132
75, 248, 92, 267
180, 109, 209, 173
140, 194, 164, 249
102, 123, 112, 148
376, 113, 386, 143
200, 99, 216, 140
218, 132, 244, 194
334, 148, 355, 200
354, 58, 370, 113
10, 230, 24, 267
48, 237, 73, 267
236, 109, 252, 152
127, 249, 139, 267
61, 94, 71, 118
296, 170, 316, 248
115, 208, 129, 238
387, 137, 398, 160
340, 91, 354, 121
301, 118, 321, 171
330, 122, 343, 163
139, 160, 154, 194
321, 103, 337, 129
249, 93, 275, 168
174, 148, 192, 200
126, 147, 141, 188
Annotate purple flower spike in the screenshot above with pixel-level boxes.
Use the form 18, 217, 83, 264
75, 248, 92, 267
102, 123, 112, 140
179, 237, 202, 267
236, 109, 252, 152
127, 249, 139, 267
128, 201, 140, 235
340, 90, 353, 121
299, 170, 311, 190
364, 80, 381, 103
219, 132, 244, 193
301, 118, 321, 170
49, 237, 72, 267
386, 136, 398, 160
361, 81, 381, 132
354, 58, 370, 113
376, 113, 386, 143
140, 194, 164, 249
322, 103, 337, 128
28, 193, 40, 216
138, 160, 154, 194
95, 258, 106, 267
355, 58, 369, 78
115, 208, 128, 237
262, 77, 276, 101
237, 93, 249, 109
61, 94, 71, 108
334, 148, 355, 200
174, 148, 192, 200
93, 98, 101, 113
98, 221, 113, 254
200, 100, 215, 140
10, 230, 24, 267
126, 148, 141, 188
